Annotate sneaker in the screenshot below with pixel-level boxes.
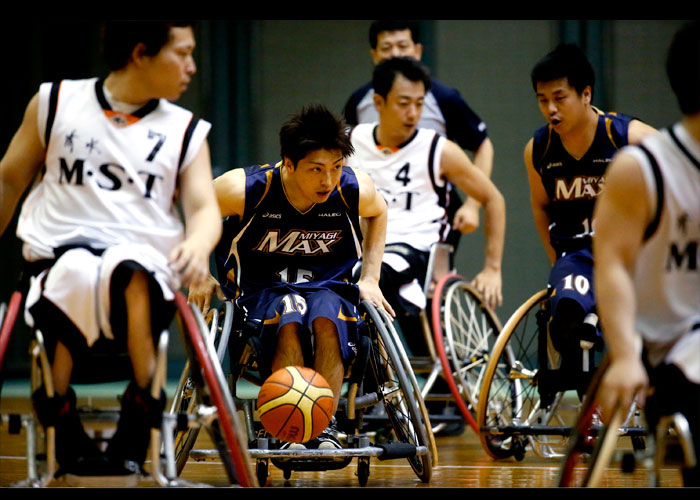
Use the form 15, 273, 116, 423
316, 431, 342, 450
315, 418, 342, 450
280, 441, 307, 450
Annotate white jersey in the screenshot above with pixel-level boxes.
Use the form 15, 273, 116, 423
17, 77, 211, 261
623, 122, 700, 380
347, 123, 449, 252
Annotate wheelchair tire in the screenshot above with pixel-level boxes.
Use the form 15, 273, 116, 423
476, 289, 566, 460
175, 293, 257, 487
432, 275, 502, 433
0, 291, 22, 374
172, 302, 236, 476
362, 301, 433, 483
558, 355, 640, 487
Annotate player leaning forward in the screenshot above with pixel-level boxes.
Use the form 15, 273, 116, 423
189, 105, 392, 449
0, 21, 221, 475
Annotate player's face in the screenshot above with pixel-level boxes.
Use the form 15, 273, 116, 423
371, 29, 423, 64
285, 149, 344, 209
144, 26, 197, 101
535, 77, 592, 134
376, 74, 425, 141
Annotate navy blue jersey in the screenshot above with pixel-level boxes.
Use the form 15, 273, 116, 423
214, 163, 364, 307
532, 108, 634, 253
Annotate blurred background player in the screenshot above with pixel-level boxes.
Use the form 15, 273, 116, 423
593, 21, 699, 486
0, 20, 221, 476
347, 56, 505, 361
524, 42, 656, 399
343, 19, 494, 237
188, 105, 391, 450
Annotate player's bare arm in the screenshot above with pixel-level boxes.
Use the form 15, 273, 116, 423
457, 136, 496, 233
627, 119, 658, 145
440, 139, 505, 308
592, 152, 652, 422
524, 138, 557, 265
0, 93, 46, 237
354, 168, 395, 316
170, 140, 222, 290
188, 166, 248, 313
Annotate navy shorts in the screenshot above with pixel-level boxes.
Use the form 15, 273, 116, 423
548, 248, 599, 334
238, 285, 360, 371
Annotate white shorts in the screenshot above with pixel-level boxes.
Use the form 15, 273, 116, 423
24, 244, 178, 347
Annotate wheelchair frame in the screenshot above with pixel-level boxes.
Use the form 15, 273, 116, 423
172, 298, 435, 487
558, 355, 697, 487
0, 289, 256, 488
406, 243, 503, 435
476, 288, 646, 462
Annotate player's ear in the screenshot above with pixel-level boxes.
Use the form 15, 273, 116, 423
130, 42, 149, 68
373, 93, 384, 112
582, 85, 592, 105
413, 43, 423, 61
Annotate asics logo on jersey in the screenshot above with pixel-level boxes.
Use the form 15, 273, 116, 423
255, 229, 342, 255
554, 175, 604, 201
58, 157, 163, 199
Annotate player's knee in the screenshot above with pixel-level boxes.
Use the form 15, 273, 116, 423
549, 298, 585, 353
314, 319, 341, 349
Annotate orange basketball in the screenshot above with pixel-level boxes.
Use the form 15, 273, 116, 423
256, 366, 334, 443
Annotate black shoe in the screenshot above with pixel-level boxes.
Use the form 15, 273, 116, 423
57, 455, 141, 478
32, 386, 102, 473
106, 382, 165, 469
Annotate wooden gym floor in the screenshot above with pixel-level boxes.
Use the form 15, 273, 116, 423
0, 380, 685, 489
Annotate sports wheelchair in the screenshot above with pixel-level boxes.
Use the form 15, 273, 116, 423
475, 288, 646, 462
405, 242, 503, 436
170, 298, 435, 487
558, 355, 697, 487
0, 285, 256, 488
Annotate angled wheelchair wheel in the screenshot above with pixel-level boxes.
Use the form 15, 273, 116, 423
431, 275, 502, 433
377, 306, 439, 467
174, 293, 256, 487
558, 354, 651, 487
361, 301, 433, 483
0, 291, 22, 374
171, 301, 234, 475
477, 289, 579, 460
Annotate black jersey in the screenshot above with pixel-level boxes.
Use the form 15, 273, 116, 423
215, 163, 364, 306
532, 108, 634, 253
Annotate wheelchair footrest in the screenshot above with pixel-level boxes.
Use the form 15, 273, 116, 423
190, 444, 429, 461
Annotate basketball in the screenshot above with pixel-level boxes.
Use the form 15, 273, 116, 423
256, 366, 335, 443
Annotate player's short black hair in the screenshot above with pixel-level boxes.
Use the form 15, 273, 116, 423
666, 21, 700, 115
372, 56, 431, 99
102, 20, 196, 71
531, 43, 596, 99
369, 20, 420, 49
279, 105, 354, 166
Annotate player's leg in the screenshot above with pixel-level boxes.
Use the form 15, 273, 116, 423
312, 317, 344, 413
105, 263, 170, 473
306, 289, 360, 450
25, 250, 105, 475
354, 245, 429, 357
547, 249, 601, 397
